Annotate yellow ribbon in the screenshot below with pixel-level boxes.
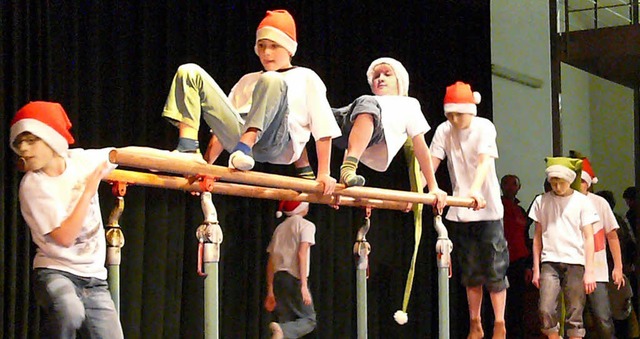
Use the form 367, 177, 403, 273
400, 137, 423, 314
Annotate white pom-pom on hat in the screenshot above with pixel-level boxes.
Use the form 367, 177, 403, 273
275, 200, 309, 218
473, 91, 481, 104
394, 310, 408, 325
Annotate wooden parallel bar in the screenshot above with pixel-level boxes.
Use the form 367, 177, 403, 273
104, 169, 412, 211
108, 147, 475, 208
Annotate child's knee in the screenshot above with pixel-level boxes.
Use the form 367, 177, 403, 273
56, 294, 86, 329
176, 63, 205, 78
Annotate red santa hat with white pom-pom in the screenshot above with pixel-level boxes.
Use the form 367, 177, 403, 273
443, 81, 482, 116
275, 200, 309, 218
580, 157, 598, 188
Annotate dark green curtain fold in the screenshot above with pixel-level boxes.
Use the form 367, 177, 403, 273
2, 1, 491, 337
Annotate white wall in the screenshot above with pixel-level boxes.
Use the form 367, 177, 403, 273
590, 76, 635, 215
491, 0, 552, 207
490, 0, 635, 215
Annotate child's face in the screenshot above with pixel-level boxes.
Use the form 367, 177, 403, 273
12, 132, 56, 172
500, 176, 520, 198
446, 112, 473, 130
579, 180, 590, 194
549, 177, 572, 196
256, 39, 292, 71
370, 64, 399, 96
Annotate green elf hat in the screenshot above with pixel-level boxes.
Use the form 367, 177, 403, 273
544, 157, 583, 191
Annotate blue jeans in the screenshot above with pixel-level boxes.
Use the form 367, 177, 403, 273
33, 268, 123, 339
538, 262, 586, 337
162, 64, 290, 162
273, 271, 316, 338
585, 282, 616, 338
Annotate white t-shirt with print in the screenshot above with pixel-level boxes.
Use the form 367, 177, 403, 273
529, 191, 600, 265
587, 192, 620, 282
19, 148, 117, 280
430, 117, 503, 222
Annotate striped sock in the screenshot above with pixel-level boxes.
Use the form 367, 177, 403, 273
340, 156, 365, 186
295, 165, 316, 180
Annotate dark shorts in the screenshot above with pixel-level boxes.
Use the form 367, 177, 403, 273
449, 219, 510, 292
332, 95, 385, 150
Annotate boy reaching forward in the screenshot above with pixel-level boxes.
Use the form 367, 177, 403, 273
161, 10, 340, 195
264, 201, 316, 339
332, 57, 446, 210
530, 157, 598, 339
9, 101, 123, 338
429, 81, 509, 339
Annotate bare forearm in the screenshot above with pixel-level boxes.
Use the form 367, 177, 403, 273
583, 226, 595, 273
52, 192, 93, 247
315, 137, 332, 176
532, 223, 542, 270
413, 136, 440, 192
469, 154, 491, 193
266, 256, 275, 294
607, 232, 624, 270
298, 243, 310, 287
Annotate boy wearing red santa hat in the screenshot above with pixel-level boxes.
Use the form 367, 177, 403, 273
9, 101, 123, 338
161, 9, 340, 195
264, 200, 316, 339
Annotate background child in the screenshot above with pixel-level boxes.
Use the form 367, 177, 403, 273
575, 156, 624, 338
332, 57, 446, 208
429, 81, 508, 339
161, 9, 340, 195
500, 174, 534, 338
529, 157, 598, 339
264, 200, 316, 339
9, 101, 123, 338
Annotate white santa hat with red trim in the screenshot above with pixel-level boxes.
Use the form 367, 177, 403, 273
443, 81, 482, 115
255, 10, 298, 56
10, 101, 75, 156
366, 57, 410, 96
275, 200, 309, 218
580, 157, 598, 188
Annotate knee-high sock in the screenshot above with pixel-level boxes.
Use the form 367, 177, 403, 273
340, 156, 365, 186
295, 165, 316, 180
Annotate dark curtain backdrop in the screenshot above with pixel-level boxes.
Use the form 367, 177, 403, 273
1, 1, 492, 338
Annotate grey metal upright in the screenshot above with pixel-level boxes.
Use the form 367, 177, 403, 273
196, 192, 223, 339
353, 212, 371, 339
434, 215, 453, 339
106, 188, 126, 314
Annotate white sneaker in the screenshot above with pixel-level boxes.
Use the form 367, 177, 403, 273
228, 150, 254, 170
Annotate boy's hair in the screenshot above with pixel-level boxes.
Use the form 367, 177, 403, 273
623, 186, 637, 201
255, 10, 297, 56
443, 81, 481, 115
366, 57, 410, 96
500, 174, 521, 188
10, 101, 75, 156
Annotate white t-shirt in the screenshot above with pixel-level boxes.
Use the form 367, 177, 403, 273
229, 67, 341, 164
18, 148, 117, 280
267, 214, 316, 279
359, 96, 430, 172
587, 192, 620, 282
430, 117, 503, 222
529, 191, 600, 265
